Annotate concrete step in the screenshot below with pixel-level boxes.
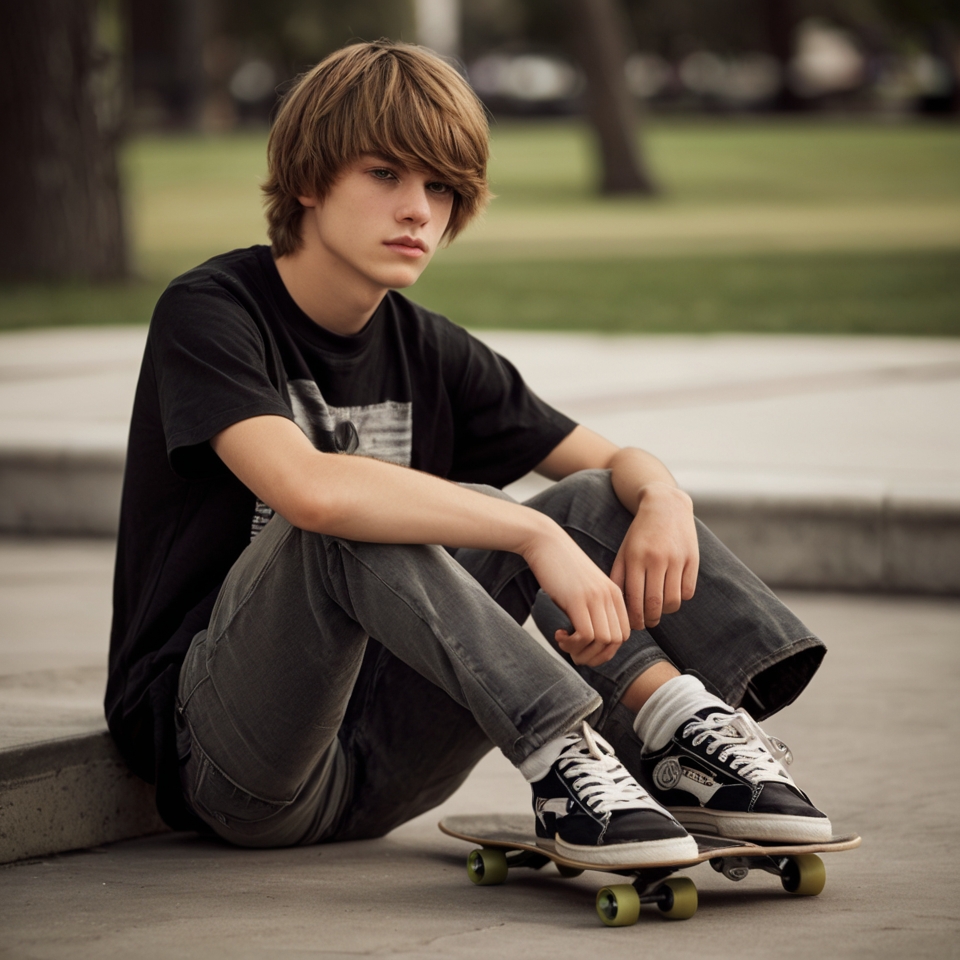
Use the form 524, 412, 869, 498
690, 482, 960, 594
0, 729, 166, 864
2, 445, 959, 592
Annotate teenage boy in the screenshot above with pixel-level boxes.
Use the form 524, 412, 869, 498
107, 40, 831, 865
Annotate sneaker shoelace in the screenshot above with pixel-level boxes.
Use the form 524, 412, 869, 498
682, 711, 796, 786
558, 722, 662, 816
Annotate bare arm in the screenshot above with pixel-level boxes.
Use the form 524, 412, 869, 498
211, 415, 630, 663
537, 425, 699, 647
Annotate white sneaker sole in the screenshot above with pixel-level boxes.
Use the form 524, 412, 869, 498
671, 808, 833, 843
546, 832, 699, 866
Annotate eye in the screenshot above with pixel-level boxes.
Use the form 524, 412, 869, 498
370, 167, 397, 182
426, 180, 453, 196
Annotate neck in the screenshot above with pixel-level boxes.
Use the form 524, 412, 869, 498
273, 236, 385, 338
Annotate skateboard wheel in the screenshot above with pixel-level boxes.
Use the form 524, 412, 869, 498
781, 854, 826, 896
596, 885, 640, 927
556, 864, 584, 879
466, 848, 508, 886
657, 877, 698, 920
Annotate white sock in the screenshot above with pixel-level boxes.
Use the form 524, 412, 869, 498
633, 674, 730, 752
519, 730, 580, 782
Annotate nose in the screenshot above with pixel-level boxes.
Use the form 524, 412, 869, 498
397, 182, 432, 225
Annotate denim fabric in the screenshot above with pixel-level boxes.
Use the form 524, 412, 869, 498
177, 469, 825, 848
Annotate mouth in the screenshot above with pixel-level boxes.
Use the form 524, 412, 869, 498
384, 236, 428, 258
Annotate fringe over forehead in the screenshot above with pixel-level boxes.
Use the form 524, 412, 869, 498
263, 40, 491, 256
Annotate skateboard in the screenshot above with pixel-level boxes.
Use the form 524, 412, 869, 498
439, 814, 861, 927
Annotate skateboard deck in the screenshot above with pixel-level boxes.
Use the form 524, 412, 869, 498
439, 814, 861, 926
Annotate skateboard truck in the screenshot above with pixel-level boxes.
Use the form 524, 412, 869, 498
466, 845, 698, 926
710, 852, 827, 895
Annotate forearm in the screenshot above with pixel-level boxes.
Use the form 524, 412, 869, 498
608, 446, 689, 516
213, 414, 567, 562
291, 451, 555, 555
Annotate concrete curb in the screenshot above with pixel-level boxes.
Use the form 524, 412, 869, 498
0, 446, 124, 536
692, 489, 960, 594
2, 447, 959, 593
0, 730, 167, 865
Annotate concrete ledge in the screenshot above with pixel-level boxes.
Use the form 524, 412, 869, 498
0, 730, 167, 864
0, 447, 124, 537
693, 488, 960, 594
1, 446, 959, 593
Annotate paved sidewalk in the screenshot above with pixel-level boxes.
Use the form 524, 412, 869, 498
0, 326, 959, 954
1, 326, 959, 589
1, 556, 957, 958
2, 326, 958, 494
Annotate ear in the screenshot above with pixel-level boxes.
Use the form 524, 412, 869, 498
298, 195, 319, 208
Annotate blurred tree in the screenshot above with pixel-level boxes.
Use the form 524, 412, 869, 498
220, 0, 412, 82
874, 0, 960, 112
566, 0, 657, 193
129, 0, 207, 127
624, 0, 758, 57
127, 0, 412, 129
762, 0, 805, 108
0, 0, 128, 280
128, 0, 242, 130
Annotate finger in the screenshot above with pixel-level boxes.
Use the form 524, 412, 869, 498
571, 639, 614, 667
643, 563, 667, 627
610, 551, 626, 592
556, 632, 593, 663
624, 567, 646, 631
583, 637, 622, 667
587, 594, 615, 645
661, 562, 683, 616
612, 588, 631, 641
681, 554, 699, 600
566, 599, 595, 645
555, 629, 591, 652
597, 587, 628, 643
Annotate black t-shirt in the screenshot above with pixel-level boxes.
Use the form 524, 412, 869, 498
105, 245, 576, 828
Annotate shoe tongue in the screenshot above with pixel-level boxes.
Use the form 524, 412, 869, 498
694, 706, 735, 724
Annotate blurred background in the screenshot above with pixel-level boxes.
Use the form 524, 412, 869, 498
1, 0, 958, 335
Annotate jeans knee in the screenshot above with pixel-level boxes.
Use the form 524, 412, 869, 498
533, 468, 621, 522
555, 468, 615, 500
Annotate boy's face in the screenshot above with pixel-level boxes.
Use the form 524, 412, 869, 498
298, 154, 454, 293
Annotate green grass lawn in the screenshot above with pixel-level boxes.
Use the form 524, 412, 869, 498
1, 118, 958, 334
411, 248, 960, 335
487, 117, 960, 207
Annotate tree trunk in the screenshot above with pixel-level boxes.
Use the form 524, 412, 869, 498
762, 0, 804, 111
565, 0, 656, 195
0, 0, 128, 280
129, 0, 217, 130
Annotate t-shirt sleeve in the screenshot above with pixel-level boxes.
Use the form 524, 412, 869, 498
445, 325, 577, 487
149, 276, 294, 479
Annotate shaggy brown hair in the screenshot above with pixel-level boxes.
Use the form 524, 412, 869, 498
263, 40, 491, 256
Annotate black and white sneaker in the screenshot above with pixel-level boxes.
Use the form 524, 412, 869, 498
640, 708, 832, 843
531, 722, 699, 865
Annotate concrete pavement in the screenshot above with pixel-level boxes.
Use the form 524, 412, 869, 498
2, 326, 959, 590
0, 325, 959, 955
1, 560, 957, 957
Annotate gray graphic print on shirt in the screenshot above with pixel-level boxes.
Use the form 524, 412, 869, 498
250, 379, 413, 538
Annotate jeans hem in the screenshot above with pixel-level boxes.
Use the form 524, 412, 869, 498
690, 634, 826, 719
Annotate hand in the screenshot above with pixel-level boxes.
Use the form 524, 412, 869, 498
521, 521, 630, 668
609, 482, 699, 630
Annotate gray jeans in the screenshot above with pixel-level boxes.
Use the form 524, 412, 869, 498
176, 470, 824, 848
